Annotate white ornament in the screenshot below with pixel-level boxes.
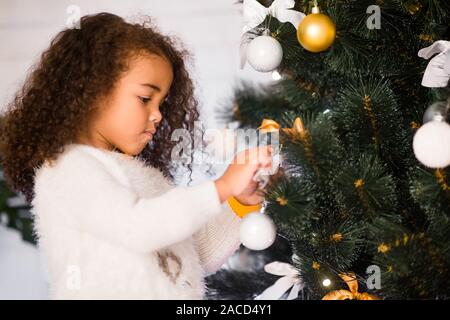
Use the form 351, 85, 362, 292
240, 211, 277, 251
240, 0, 305, 69
413, 121, 450, 168
246, 35, 283, 72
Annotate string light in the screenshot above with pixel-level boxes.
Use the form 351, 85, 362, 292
322, 278, 331, 287
271, 70, 282, 81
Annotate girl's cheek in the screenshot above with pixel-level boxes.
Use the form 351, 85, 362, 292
129, 104, 146, 121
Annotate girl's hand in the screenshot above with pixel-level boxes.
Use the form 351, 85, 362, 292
234, 179, 265, 206
214, 145, 273, 203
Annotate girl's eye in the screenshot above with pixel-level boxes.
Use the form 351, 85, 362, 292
138, 96, 151, 104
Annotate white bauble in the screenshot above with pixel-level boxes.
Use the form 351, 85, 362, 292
246, 35, 283, 72
413, 121, 450, 168
240, 212, 277, 251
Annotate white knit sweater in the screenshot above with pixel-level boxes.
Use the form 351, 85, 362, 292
31, 143, 242, 299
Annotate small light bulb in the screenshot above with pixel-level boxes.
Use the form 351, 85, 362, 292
272, 70, 281, 81
322, 279, 331, 287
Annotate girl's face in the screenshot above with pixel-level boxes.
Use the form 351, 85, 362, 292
79, 53, 173, 156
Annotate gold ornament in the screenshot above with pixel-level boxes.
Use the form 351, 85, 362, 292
297, 5, 336, 53
258, 119, 281, 133
322, 272, 379, 300
258, 117, 308, 139
283, 117, 308, 139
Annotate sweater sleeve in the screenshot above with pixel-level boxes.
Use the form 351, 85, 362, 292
42, 149, 224, 254
192, 201, 243, 275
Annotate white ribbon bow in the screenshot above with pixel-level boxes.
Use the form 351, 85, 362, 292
418, 40, 450, 88
240, 0, 305, 69
242, 0, 305, 34
254, 260, 304, 300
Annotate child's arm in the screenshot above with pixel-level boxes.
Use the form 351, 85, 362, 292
38, 151, 224, 254
193, 198, 262, 275
37, 145, 272, 255
192, 202, 241, 275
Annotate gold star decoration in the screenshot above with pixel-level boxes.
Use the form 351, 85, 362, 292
276, 196, 288, 206
354, 179, 365, 188
330, 233, 343, 242
377, 243, 390, 253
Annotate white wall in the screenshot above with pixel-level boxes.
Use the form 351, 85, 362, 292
0, 0, 273, 299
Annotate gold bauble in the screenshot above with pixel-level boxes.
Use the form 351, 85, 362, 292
297, 6, 336, 53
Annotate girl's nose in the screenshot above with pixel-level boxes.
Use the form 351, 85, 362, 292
149, 109, 162, 125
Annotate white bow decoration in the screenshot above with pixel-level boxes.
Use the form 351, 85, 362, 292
240, 0, 305, 69
242, 0, 305, 34
418, 40, 450, 88
254, 260, 304, 300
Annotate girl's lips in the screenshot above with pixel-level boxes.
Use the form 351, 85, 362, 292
144, 131, 153, 139
144, 128, 156, 137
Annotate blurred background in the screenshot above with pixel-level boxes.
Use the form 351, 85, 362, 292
0, 0, 275, 299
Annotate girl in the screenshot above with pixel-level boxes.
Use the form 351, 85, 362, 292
0, 12, 272, 299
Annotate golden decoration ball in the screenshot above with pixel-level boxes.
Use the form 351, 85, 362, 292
297, 9, 336, 53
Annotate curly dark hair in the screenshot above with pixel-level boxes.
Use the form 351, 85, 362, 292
0, 12, 207, 204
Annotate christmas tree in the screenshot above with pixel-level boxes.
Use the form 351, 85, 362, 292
206, 0, 450, 300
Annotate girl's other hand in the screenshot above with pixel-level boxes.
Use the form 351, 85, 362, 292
214, 145, 273, 203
